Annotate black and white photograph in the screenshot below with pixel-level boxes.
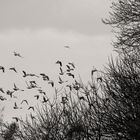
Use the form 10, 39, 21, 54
0, 0, 139, 139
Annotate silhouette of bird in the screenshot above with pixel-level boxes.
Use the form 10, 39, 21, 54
40, 73, 46, 76
30, 113, 35, 120
0, 96, 6, 101
91, 69, 97, 76
28, 106, 34, 111
6, 90, 14, 97
48, 80, 54, 87
13, 83, 24, 91
66, 85, 72, 91
56, 60, 62, 67
0, 66, 5, 73
9, 67, 17, 73
64, 46, 70, 49
38, 89, 46, 95
0, 88, 4, 93
68, 62, 75, 68
13, 102, 18, 109
13, 51, 23, 58
29, 73, 39, 78
25, 81, 32, 89
59, 67, 65, 75
12, 117, 19, 122
66, 65, 74, 72
58, 76, 67, 84
21, 100, 28, 105
34, 95, 39, 100
13, 83, 19, 91
67, 73, 75, 78
58, 76, 64, 84
30, 81, 37, 85
42, 96, 48, 103
22, 70, 27, 77
40, 74, 50, 81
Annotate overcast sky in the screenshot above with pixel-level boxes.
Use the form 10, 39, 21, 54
0, 0, 115, 122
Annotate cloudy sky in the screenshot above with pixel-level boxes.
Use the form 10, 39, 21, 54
0, 0, 114, 122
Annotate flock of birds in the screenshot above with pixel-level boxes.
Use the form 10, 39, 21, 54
0, 50, 77, 121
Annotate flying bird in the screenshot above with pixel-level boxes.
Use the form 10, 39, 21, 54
59, 67, 65, 75
67, 73, 75, 78
21, 100, 28, 105
6, 90, 15, 98
13, 51, 23, 58
91, 69, 97, 76
58, 76, 67, 84
66, 85, 72, 91
56, 60, 62, 67
12, 117, 19, 122
40, 74, 50, 81
0, 88, 4, 93
22, 70, 27, 77
30, 81, 37, 86
48, 80, 54, 87
13, 102, 18, 109
66, 65, 74, 72
13, 83, 24, 91
0, 96, 6, 101
9, 67, 17, 73
34, 95, 39, 100
64, 46, 70, 49
58, 76, 64, 84
42, 96, 49, 103
68, 62, 75, 68
0, 66, 5, 73
38, 89, 46, 95
13, 83, 19, 91
28, 73, 39, 78
28, 106, 34, 111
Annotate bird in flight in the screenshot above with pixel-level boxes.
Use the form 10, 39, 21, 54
13, 51, 23, 58
13, 102, 18, 109
91, 68, 97, 76
34, 95, 39, 100
48, 80, 54, 87
68, 62, 75, 68
66, 65, 74, 72
6, 90, 15, 98
42, 96, 49, 103
12, 117, 19, 122
9, 67, 17, 73
56, 60, 62, 67
22, 70, 39, 78
13, 83, 24, 91
0, 88, 4, 93
38, 89, 46, 95
21, 99, 28, 105
67, 72, 75, 78
28, 106, 34, 111
64, 46, 70, 49
0, 66, 5, 73
0, 96, 6, 101
59, 67, 65, 75
40, 73, 49, 81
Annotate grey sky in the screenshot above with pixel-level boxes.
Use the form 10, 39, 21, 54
0, 0, 115, 122
0, 0, 111, 35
